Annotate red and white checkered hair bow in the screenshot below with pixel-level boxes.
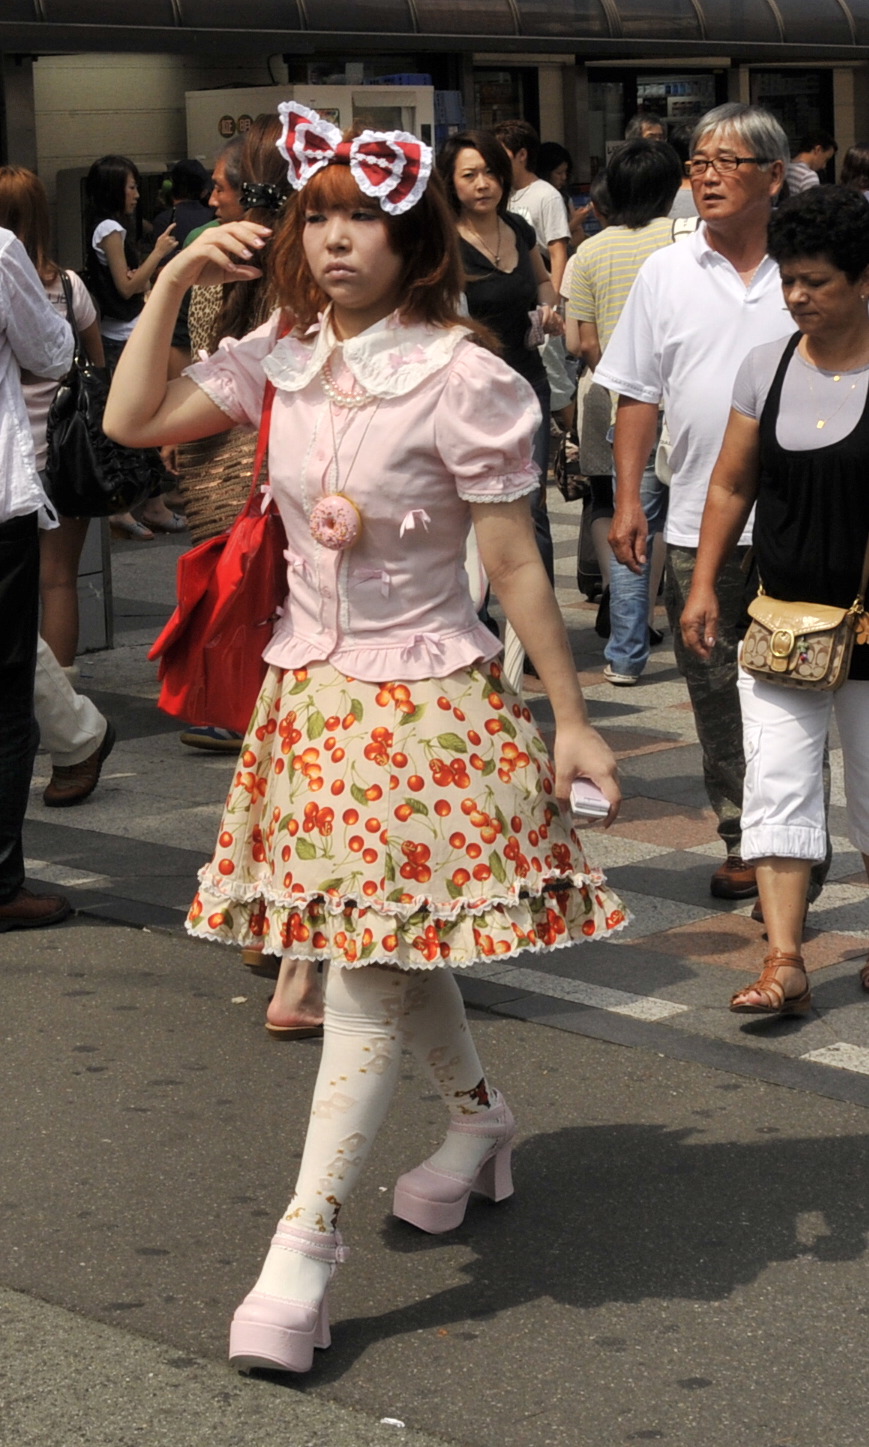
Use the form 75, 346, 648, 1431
277, 101, 431, 216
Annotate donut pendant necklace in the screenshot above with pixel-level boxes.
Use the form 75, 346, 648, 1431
309, 362, 381, 551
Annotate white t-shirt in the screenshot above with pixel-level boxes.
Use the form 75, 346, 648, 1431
594, 223, 793, 547
91, 219, 139, 341
508, 178, 569, 252
22, 271, 96, 471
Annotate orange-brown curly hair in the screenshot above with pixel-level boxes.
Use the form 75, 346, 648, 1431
269, 158, 470, 333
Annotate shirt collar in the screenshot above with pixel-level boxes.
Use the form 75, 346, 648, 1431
262, 307, 473, 398
692, 221, 779, 286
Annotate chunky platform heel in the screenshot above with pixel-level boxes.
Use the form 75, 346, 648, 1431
228, 1222, 348, 1374
392, 1096, 516, 1234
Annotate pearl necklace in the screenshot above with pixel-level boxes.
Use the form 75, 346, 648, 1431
321, 354, 373, 409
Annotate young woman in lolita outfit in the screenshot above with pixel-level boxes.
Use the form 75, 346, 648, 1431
105, 104, 626, 1375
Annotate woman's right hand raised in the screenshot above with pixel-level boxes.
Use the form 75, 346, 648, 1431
153, 223, 179, 261
160, 220, 272, 290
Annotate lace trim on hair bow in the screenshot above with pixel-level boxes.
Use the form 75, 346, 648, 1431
277, 101, 431, 216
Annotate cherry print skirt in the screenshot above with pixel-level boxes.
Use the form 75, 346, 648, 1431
187, 660, 628, 968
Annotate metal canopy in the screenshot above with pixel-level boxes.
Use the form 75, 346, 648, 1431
3, 0, 869, 57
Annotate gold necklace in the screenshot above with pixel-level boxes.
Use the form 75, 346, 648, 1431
807, 368, 860, 430
463, 217, 503, 268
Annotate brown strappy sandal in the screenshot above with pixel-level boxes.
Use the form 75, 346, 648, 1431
859, 957, 869, 993
730, 949, 812, 1017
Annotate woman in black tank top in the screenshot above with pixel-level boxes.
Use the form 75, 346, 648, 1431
437, 130, 565, 590
682, 186, 869, 1018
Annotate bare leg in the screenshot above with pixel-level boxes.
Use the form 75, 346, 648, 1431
731, 857, 811, 1009
265, 954, 324, 1032
39, 517, 90, 667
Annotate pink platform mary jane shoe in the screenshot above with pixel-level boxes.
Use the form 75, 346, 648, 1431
229, 1222, 348, 1374
392, 1095, 516, 1234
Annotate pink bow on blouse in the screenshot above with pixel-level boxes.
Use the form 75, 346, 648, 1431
277, 101, 432, 216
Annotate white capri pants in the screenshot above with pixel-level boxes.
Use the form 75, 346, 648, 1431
737, 660, 869, 862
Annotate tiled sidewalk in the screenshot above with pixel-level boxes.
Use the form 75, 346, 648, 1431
24, 495, 869, 1097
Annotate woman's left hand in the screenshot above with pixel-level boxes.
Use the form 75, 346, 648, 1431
539, 304, 565, 338
554, 721, 621, 826
159, 220, 272, 291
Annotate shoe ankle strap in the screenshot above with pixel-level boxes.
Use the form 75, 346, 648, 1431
447, 1100, 511, 1136
274, 1222, 349, 1266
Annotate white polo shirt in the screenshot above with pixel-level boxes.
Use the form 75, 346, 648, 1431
595, 222, 794, 547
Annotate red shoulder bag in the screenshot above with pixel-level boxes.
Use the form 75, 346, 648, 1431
148, 380, 287, 735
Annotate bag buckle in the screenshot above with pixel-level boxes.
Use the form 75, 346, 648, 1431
769, 628, 795, 670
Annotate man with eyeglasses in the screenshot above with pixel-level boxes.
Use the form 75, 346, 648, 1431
595, 103, 827, 905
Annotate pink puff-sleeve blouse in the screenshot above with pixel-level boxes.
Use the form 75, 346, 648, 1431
185, 310, 541, 681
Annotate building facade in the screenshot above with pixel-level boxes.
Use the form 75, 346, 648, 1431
2, 2, 869, 225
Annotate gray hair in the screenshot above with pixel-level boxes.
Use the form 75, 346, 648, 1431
215, 134, 246, 191
625, 110, 664, 141
691, 103, 789, 169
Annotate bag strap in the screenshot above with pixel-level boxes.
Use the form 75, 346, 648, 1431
233, 378, 277, 523
58, 271, 85, 365
241, 314, 291, 518
857, 531, 869, 607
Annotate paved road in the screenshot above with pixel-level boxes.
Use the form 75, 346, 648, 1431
4, 501, 868, 1446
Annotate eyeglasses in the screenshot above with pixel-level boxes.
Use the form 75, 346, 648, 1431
686, 156, 768, 178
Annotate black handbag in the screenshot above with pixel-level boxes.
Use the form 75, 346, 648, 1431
44, 273, 153, 518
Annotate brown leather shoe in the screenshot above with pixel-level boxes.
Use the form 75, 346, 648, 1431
709, 855, 758, 900
0, 887, 72, 932
43, 721, 116, 808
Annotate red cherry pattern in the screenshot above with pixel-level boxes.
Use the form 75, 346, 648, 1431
187, 660, 627, 965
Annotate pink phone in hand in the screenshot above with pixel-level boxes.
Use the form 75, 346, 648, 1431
569, 776, 610, 820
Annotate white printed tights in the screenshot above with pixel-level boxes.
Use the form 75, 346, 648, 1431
252, 963, 500, 1303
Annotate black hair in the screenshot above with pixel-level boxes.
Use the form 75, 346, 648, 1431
493, 119, 540, 174
85, 153, 140, 223
795, 130, 837, 156
768, 185, 869, 283
840, 142, 869, 191
537, 141, 572, 186
436, 129, 514, 217
605, 139, 683, 229
169, 158, 209, 201
589, 171, 612, 221
667, 123, 693, 168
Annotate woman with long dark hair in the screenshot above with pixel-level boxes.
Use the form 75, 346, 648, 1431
84, 153, 181, 538
437, 129, 563, 589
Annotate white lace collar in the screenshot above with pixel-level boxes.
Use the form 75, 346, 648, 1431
262, 308, 472, 398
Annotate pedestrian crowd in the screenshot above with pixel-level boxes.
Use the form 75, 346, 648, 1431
0, 96, 867, 1377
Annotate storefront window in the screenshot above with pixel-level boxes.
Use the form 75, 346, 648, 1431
751, 70, 834, 152
588, 70, 723, 175
473, 68, 536, 131
636, 73, 717, 135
